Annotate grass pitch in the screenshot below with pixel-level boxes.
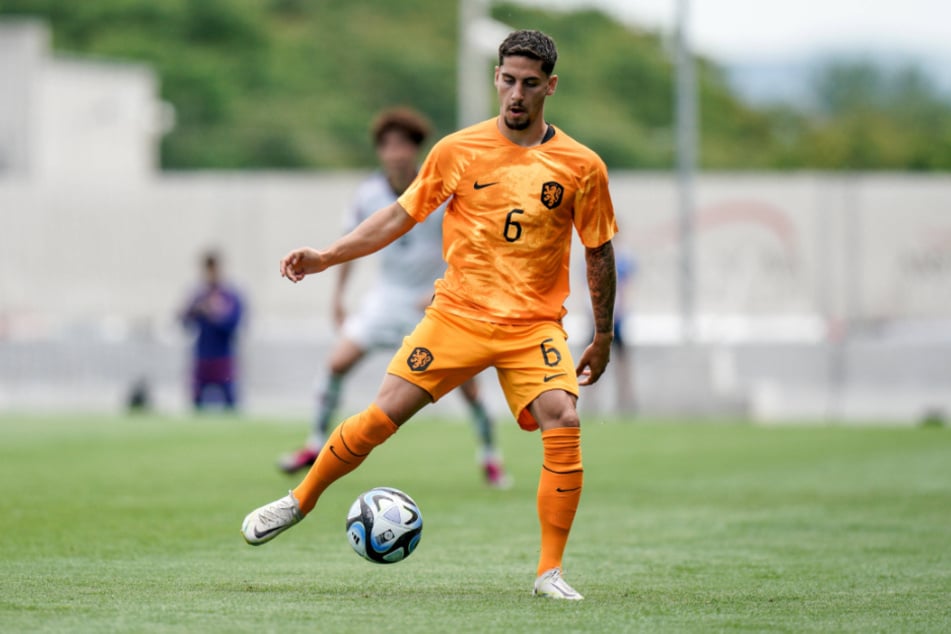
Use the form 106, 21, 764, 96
1, 412, 949, 633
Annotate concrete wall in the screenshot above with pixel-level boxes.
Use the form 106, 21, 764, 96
0, 20, 45, 174
0, 20, 165, 182
2, 171, 950, 423
3, 171, 951, 336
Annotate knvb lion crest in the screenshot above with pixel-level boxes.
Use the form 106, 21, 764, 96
407, 347, 434, 372
540, 181, 564, 210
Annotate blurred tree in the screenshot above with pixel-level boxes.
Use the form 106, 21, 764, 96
1, 0, 949, 170
802, 59, 951, 170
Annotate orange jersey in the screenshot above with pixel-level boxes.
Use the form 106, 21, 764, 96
398, 118, 617, 324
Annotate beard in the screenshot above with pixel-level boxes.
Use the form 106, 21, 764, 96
502, 114, 531, 131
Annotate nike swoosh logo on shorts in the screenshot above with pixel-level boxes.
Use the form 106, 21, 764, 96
544, 373, 566, 382
473, 180, 498, 189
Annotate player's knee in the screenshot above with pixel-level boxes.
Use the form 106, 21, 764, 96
328, 359, 351, 375
530, 390, 581, 430
537, 407, 580, 431
460, 379, 480, 401
329, 350, 362, 374
555, 409, 580, 429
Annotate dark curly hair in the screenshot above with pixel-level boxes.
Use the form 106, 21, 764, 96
370, 107, 432, 148
497, 29, 558, 75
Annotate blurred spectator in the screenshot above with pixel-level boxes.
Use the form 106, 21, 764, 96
180, 251, 245, 411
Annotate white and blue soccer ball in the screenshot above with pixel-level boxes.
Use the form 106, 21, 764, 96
346, 487, 423, 564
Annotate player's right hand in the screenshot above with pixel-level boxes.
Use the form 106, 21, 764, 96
280, 247, 326, 282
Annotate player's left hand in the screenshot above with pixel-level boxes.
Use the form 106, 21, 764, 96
575, 332, 612, 386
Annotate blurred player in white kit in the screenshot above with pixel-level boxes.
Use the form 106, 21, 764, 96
278, 107, 510, 488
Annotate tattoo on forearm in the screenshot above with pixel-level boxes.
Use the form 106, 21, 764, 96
586, 241, 617, 335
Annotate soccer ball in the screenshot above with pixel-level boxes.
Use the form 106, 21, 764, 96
346, 487, 423, 564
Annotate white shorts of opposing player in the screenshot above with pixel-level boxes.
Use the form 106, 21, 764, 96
342, 285, 431, 350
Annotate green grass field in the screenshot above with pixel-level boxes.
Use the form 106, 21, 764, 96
1, 412, 949, 633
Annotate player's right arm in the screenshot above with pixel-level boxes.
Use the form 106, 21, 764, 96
281, 202, 417, 283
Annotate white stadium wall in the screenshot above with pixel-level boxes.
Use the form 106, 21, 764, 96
3, 172, 951, 334
1, 171, 950, 422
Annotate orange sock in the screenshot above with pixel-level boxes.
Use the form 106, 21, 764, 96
536, 426, 583, 576
292, 404, 398, 514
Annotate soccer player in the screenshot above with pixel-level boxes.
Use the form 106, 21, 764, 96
277, 107, 510, 488
180, 251, 244, 410
242, 30, 617, 601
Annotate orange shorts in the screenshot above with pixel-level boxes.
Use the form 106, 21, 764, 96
386, 306, 579, 431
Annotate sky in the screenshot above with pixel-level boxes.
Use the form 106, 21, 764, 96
512, 0, 951, 62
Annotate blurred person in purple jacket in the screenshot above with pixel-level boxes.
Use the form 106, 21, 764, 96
181, 251, 245, 410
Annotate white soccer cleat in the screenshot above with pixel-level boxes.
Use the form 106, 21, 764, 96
241, 491, 303, 545
533, 567, 584, 600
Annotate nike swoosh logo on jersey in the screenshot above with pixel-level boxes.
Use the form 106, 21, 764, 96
556, 486, 581, 493
544, 373, 567, 382
473, 180, 498, 189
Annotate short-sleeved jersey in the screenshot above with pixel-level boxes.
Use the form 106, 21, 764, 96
346, 171, 446, 294
398, 117, 617, 324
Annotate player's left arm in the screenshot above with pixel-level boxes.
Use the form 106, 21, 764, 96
576, 239, 616, 386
